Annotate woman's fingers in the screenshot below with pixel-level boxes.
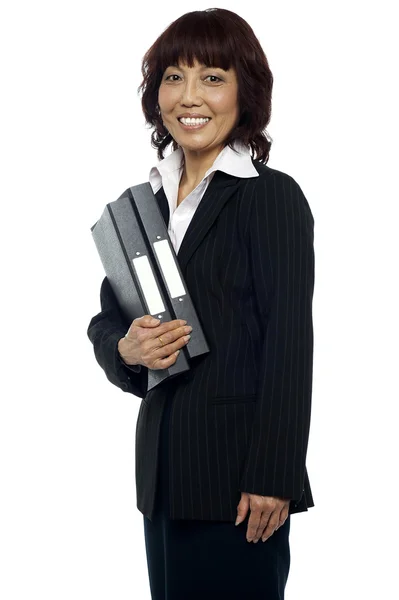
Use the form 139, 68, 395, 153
136, 317, 192, 370
148, 330, 191, 369
152, 324, 191, 349
151, 348, 182, 370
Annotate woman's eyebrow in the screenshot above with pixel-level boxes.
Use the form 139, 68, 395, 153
167, 63, 226, 71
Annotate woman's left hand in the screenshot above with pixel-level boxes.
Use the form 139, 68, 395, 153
235, 492, 290, 543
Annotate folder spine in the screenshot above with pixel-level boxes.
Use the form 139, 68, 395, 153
129, 184, 210, 359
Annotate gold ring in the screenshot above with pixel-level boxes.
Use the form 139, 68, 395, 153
158, 336, 164, 346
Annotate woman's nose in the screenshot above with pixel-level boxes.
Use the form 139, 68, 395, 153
179, 78, 202, 105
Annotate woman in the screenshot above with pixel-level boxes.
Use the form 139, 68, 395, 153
87, 8, 315, 599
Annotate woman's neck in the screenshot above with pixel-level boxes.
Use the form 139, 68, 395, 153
180, 144, 224, 189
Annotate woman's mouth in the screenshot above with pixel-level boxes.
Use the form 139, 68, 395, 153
177, 117, 211, 131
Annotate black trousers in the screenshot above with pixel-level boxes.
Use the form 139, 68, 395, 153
143, 390, 291, 600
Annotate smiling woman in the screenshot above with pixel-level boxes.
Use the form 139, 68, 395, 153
88, 6, 315, 600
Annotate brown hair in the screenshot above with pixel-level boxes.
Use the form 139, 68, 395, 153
137, 8, 274, 163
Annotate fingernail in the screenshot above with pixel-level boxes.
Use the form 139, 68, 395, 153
235, 519, 241, 526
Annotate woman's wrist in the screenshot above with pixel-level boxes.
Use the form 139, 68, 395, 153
117, 337, 139, 366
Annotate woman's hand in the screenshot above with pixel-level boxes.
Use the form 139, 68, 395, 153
235, 492, 290, 543
117, 315, 192, 370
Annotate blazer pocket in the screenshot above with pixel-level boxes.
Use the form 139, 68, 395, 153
210, 394, 258, 405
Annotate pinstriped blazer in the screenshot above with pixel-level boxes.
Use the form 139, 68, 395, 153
87, 158, 315, 522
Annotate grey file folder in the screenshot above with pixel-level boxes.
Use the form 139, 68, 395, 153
91, 182, 210, 392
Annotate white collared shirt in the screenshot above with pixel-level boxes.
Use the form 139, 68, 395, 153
148, 139, 259, 254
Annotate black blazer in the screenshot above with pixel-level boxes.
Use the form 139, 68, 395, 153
87, 159, 315, 522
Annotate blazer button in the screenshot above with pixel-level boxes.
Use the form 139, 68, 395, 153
121, 382, 128, 390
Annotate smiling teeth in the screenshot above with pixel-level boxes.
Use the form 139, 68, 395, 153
179, 117, 210, 125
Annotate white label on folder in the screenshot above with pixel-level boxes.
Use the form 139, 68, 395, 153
153, 239, 186, 299
132, 255, 165, 315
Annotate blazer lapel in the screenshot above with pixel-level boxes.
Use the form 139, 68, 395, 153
155, 186, 170, 228
155, 170, 242, 275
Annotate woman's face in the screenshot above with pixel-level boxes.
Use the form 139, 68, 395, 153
158, 57, 239, 155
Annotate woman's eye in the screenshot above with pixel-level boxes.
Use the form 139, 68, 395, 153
164, 74, 222, 82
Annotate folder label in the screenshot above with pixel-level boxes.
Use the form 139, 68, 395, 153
153, 239, 186, 299
132, 255, 166, 315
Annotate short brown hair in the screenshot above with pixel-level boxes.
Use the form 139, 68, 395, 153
137, 8, 274, 163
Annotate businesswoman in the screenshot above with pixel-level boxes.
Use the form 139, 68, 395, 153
87, 8, 315, 600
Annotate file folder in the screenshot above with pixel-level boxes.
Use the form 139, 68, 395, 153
91, 183, 210, 392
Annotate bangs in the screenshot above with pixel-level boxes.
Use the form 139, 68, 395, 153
157, 14, 236, 74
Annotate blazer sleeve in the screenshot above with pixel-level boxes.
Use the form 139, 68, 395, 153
238, 173, 315, 503
87, 276, 148, 398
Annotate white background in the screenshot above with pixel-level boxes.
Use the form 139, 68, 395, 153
1, 1, 398, 598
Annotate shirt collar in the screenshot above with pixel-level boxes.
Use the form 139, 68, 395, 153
149, 139, 258, 193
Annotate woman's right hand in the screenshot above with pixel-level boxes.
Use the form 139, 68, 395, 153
117, 315, 192, 370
